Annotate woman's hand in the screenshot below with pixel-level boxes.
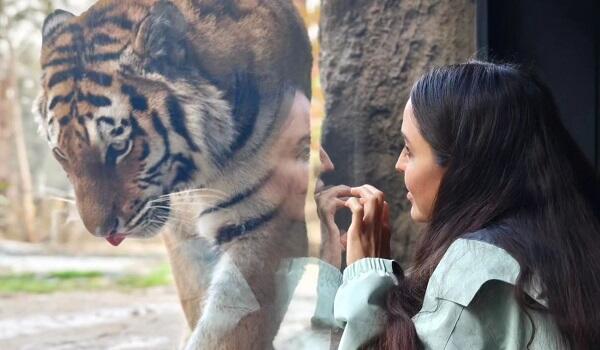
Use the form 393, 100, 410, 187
315, 185, 352, 269
345, 185, 391, 265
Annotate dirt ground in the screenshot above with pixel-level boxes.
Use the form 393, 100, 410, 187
0, 281, 330, 350
0, 239, 186, 350
0, 239, 330, 350
0, 287, 186, 350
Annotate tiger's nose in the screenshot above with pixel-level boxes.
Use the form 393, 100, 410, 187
79, 208, 122, 237
92, 217, 120, 237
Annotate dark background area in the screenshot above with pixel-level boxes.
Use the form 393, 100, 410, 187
478, 0, 600, 172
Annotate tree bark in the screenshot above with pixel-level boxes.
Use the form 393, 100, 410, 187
0, 58, 14, 237
319, 0, 475, 265
12, 59, 38, 242
1, 45, 37, 241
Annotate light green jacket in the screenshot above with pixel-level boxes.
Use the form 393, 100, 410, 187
314, 237, 565, 350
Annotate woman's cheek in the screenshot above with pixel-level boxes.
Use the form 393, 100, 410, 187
404, 162, 428, 222
286, 161, 309, 194
276, 161, 309, 194
403, 162, 415, 194
281, 162, 309, 220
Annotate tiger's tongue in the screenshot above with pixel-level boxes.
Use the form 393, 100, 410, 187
106, 234, 126, 246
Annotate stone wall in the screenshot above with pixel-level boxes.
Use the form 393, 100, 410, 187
319, 0, 476, 264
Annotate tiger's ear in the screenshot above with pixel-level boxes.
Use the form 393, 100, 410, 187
42, 9, 75, 44
134, 1, 188, 68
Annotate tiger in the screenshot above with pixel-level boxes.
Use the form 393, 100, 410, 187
34, 0, 312, 348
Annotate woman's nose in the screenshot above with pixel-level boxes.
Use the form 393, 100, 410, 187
319, 147, 335, 173
395, 152, 406, 172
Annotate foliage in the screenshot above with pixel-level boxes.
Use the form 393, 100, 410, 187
0, 264, 173, 294
115, 264, 173, 289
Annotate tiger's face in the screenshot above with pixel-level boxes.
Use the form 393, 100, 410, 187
35, 1, 235, 244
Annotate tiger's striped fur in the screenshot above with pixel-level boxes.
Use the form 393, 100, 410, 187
35, 0, 312, 348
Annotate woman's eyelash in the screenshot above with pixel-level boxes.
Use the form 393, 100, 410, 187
298, 145, 310, 160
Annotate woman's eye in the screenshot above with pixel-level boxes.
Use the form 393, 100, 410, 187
298, 145, 310, 161
402, 145, 411, 157
106, 140, 133, 165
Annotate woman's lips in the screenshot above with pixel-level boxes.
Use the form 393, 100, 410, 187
106, 233, 127, 246
407, 192, 413, 201
315, 179, 326, 193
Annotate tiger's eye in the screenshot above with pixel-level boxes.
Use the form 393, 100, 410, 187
112, 141, 128, 151
52, 147, 68, 161
106, 140, 132, 166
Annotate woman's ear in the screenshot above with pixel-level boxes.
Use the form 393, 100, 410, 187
133, 0, 188, 69
42, 9, 75, 44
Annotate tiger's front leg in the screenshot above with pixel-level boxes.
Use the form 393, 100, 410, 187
183, 232, 298, 350
162, 227, 217, 331
182, 253, 272, 350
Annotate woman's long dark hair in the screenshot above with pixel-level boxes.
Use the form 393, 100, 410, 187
380, 61, 600, 349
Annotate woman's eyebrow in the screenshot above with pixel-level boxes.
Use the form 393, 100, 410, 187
296, 134, 310, 147
401, 132, 411, 145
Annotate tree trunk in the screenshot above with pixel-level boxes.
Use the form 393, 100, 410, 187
319, 0, 475, 265
0, 60, 14, 237
12, 62, 38, 242
1, 48, 37, 242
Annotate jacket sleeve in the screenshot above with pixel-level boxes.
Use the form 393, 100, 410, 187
332, 239, 555, 350
311, 259, 344, 328
334, 258, 400, 350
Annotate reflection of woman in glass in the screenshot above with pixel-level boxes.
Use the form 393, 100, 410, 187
319, 61, 600, 349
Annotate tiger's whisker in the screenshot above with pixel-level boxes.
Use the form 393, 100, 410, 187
163, 202, 216, 208
156, 189, 229, 201
147, 205, 193, 212
152, 192, 226, 200
153, 212, 195, 221
48, 196, 76, 204
148, 193, 227, 204
166, 188, 229, 197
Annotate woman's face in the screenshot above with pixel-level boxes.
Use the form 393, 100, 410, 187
395, 99, 446, 223
268, 92, 335, 222
269, 91, 311, 221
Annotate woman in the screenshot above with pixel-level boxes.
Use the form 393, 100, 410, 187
324, 61, 600, 349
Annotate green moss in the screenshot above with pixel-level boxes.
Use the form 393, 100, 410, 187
0, 264, 173, 294
49, 271, 104, 279
116, 264, 173, 289
0, 274, 59, 293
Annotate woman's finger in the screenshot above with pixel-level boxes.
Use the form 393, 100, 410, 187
378, 201, 391, 258
350, 185, 374, 199
328, 185, 352, 196
316, 189, 350, 219
340, 231, 348, 250
382, 201, 390, 230
344, 197, 364, 232
316, 185, 351, 206
351, 185, 384, 205
316, 185, 352, 199
317, 189, 351, 269
363, 184, 385, 204
350, 186, 380, 236
345, 197, 366, 264
321, 198, 346, 236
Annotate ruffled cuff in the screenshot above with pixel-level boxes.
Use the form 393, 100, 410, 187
342, 258, 402, 285
335, 258, 401, 350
